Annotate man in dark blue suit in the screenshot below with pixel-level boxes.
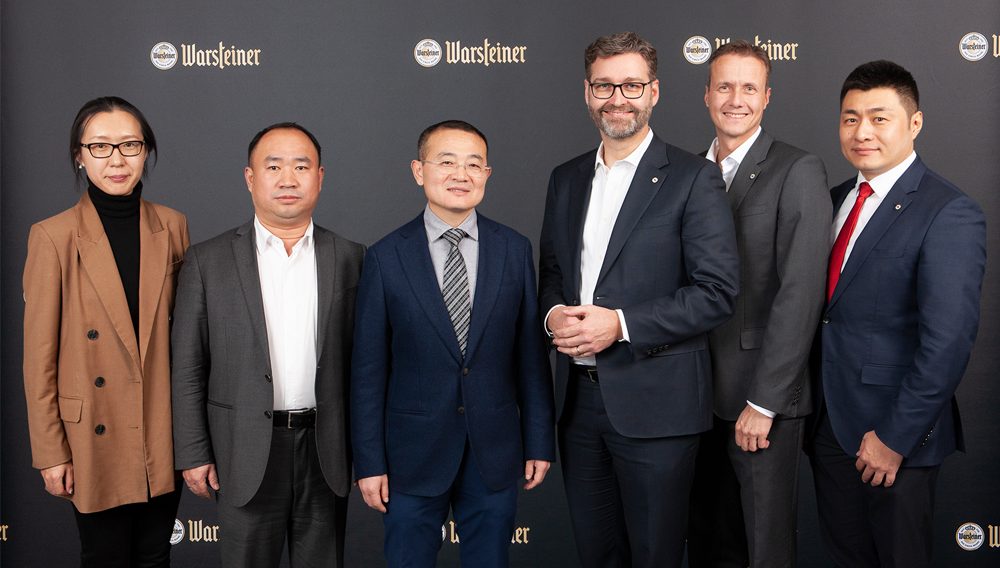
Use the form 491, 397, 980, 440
811, 60, 987, 567
352, 120, 555, 568
538, 32, 739, 568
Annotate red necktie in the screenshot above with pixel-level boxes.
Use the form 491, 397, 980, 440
827, 182, 874, 301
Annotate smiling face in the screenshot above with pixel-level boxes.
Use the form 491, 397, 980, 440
244, 128, 324, 230
76, 111, 148, 196
411, 128, 490, 227
705, 53, 770, 148
840, 87, 922, 180
585, 53, 659, 142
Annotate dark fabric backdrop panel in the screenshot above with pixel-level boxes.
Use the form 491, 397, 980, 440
2, 0, 997, 565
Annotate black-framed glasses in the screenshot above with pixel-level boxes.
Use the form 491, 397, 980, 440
421, 160, 491, 178
80, 140, 145, 158
588, 81, 653, 99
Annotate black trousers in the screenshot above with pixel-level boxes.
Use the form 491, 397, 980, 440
809, 408, 940, 568
73, 481, 182, 568
559, 373, 700, 568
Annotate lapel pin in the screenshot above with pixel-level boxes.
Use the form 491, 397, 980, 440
895, 204, 901, 210
651, 177, 658, 183
749, 173, 756, 179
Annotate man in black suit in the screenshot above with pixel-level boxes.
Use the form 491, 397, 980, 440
171, 123, 365, 567
687, 40, 831, 568
538, 31, 739, 568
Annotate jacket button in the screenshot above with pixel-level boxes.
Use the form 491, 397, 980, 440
87, 329, 99, 340
265, 374, 272, 382
95, 424, 105, 435
462, 368, 469, 376
822, 317, 831, 324
264, 411, 273, 419
94, 377, 105, 388
458, 407, 465, 414
572, 300, 580, 306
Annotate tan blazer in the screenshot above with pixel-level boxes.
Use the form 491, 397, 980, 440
23, 191, 189, 513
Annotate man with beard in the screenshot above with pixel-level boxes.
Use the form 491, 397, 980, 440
538, 31, 739, 568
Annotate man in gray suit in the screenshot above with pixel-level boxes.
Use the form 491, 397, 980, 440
171, 123, 365, 568
687, 41, 830, 568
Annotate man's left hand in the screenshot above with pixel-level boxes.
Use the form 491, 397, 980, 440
524, 460, 550, 490
551, 305, 622, 357
734, 405, 773, 452
855, 430, 903, 487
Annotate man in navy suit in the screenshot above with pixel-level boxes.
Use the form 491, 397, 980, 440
811, 60, 986, 567
539, 32, 739, 568
352, 120, 555, 568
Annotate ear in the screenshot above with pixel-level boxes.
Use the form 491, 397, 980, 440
910, 110, 923, 140
763, 87, 771, 110
649, 79, 659, 107
411, 160, 425, 186
244, 166, 254, 192
704, 84, 710, 108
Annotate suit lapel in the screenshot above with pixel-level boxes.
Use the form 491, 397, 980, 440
463, 216, 504, 363
314, 227, 336, 361
75, 192, 141, 371
232, 221, 272, 366
727, 131, 770, 212
827, 158, 925, 309
136, 200, 169, 367
396, 216, 464, 364
567, 157, 595, 298
598, 137, 669, 285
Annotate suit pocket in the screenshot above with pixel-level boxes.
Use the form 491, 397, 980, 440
331, 285, 359, 304
861, 364, 907, 386
207, 399, 234, 410
740, 328, 765, 350
869, 248, 905, 259
735, 204, 767, 218
633, 212, 674, 230
58, 396, 83, 423
165, 259, 184, 275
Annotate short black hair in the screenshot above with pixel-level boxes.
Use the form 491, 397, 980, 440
417, 120, 488, 161
70, 96, 157, 188
840, 60, 919, 116
247, 122, 322, 166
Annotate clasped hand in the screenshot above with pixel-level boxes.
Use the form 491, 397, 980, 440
548, 305, 622, 358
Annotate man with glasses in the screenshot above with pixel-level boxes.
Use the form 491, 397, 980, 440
538, 32, 739, 568
352, 120, 555, 568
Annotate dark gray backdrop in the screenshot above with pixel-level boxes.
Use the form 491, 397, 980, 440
2, 0, 998, 565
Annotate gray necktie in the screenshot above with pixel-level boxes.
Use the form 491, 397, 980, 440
441, 228, 471, 356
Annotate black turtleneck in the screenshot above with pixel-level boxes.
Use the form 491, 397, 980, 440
88, 180, 142, 340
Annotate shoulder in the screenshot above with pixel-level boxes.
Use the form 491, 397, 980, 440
551, 148, 598, 179
478, 214, 531, 249
314, 224, 366, 256
143, 200, 187, 223
32, 205, 80, 239
188, 224, 244, 254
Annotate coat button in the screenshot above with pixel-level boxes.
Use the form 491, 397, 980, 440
265, 374, 272, 382
462, 368, 469, 376
94, 377, 105, 387
458, 407, 465, 414
95, 424, 105, 435
264, 411, 273, 419
87, 329, 99, 340
822, 317, 831, 324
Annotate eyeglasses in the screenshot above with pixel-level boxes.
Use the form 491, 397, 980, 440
588, 81, 653, 100
421, 160, 491, 178
80, 140, 145, 158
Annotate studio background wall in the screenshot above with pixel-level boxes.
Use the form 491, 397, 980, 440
2, 0, 998, 565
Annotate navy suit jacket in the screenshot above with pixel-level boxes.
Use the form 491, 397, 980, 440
817, 156, 986, 467
351, 213, 555, 496
539, 134, 739, 438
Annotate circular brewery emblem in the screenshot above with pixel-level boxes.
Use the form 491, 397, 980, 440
441, 524, 447, 541
956, 522, 984, 551
414, 39, 442, 67
959, 33, 988, 61
170, 518, 185, 545
150, 42, 178, 70
683, 36, 712, 65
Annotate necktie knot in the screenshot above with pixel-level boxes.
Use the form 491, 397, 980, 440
858, 181, 874, 200
442, 228, 467, 248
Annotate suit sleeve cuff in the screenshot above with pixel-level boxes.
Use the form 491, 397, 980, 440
616, 309, 630, 343
747, 400, 776, 418
543, 304, 565, 337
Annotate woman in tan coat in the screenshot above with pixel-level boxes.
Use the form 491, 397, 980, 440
23, 96, 189, 567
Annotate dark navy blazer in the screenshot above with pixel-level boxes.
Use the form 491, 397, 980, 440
817, 156, 986, 467
351, 213, 555, 496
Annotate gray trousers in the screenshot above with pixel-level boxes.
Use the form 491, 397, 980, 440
216, 426, 348, 568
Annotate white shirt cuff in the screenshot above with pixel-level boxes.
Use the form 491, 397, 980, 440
747, 401, 776, 418
616, 309, 630, 342
543, 304, 565, 337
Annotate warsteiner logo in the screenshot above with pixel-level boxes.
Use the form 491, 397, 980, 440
683, 36, 712, 65
169, 519, 184, 545
960, 32, 988, 61
150, 42, 177, 70
956, 522, 985, 551
414, 39, 442, 67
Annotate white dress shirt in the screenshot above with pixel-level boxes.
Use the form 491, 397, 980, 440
254, 216, 318, 411
706, 126, 776, 418
706, 126, 762, 191
832, 151, 917, 270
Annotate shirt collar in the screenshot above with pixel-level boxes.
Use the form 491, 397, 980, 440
854, 151, 917, 198
423, 203, 479, 243
254, 215, 314, 254
595, 128, 655, 171
706, 126, 762, 166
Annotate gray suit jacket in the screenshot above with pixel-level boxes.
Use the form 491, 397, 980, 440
707, 130, 830, 420
171, 220, 365, 507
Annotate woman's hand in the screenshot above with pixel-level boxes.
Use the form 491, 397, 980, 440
41, 462, 74, 496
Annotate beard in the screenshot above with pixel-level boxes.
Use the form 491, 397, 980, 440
589, 100, 653, 140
